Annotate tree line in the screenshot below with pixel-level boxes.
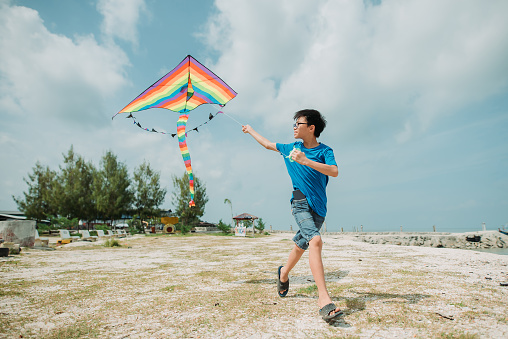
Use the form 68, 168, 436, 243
13, 145, 208, 230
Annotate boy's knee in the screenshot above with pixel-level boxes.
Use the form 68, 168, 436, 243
309, 235, 323, 248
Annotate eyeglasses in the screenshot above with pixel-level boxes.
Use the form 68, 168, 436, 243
293, 122, 309, 129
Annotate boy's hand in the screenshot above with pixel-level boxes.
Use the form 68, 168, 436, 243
242, 125, 252, 134
291, 149, 308, 165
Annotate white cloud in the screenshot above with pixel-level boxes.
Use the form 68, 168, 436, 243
201, 0, 320, 126
0, 2, 130, 125
202, 0, 508, 142
96, 0, 147, 46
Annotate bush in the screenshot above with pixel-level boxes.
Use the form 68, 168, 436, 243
129, 215, 143, 234
177, 223, 192, 234
37, 223, 57, 233
50, 216, 79, 230
94, 224, 109, 231
217, 219, 231, 234
104, 239, 121, 247
255, 218, 266, 233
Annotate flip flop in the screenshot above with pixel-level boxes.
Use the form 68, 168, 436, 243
319, 303, 344, 322
277, 266, 289, 297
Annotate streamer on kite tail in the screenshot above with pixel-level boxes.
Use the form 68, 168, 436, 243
177, 113, 196, 207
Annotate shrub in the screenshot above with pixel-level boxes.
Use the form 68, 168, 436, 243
94, 224, 109, 231
37, 223, 57, 234
104, 239, 121, 247
177, 223, 192, 234
217, 219, 231, 234
49, 216, 79, 229
255, 218, 266, 233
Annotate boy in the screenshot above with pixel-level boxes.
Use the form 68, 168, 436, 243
242, 109, 343, 323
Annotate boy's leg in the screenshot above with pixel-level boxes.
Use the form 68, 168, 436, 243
279, 244, 305, 289
308, 235, 341, 315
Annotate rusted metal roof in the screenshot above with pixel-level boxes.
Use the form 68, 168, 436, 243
232, 213, 258, 220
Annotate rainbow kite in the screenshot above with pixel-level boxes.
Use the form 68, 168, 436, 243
114, 55, 237, 207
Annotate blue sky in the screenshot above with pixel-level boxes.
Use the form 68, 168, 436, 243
1, 0, 507, 232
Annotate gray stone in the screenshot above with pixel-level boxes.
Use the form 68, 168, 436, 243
0, 220, 36, 247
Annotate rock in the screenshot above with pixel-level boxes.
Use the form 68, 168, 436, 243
1, 242, 21, 254
351, 231, 508, 249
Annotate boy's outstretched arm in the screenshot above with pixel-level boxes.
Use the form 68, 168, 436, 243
242, 125, 278, 152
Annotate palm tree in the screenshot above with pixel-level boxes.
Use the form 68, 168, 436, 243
224, 198, 233, 227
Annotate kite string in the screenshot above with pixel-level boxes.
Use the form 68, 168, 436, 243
219, 111, 243, 127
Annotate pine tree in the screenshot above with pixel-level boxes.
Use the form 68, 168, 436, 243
13, 162, 58, 222
171, 172, 208, 227
54, 146, 96, 221
93, 150, 133, 223
132, 160, 167, 226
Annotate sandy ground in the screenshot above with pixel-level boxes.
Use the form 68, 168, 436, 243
1, 232, 507, 338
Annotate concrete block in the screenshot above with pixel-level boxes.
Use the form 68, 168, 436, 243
0, 220, 36, 247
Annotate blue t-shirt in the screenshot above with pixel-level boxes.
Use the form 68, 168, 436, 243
276, 141, 337, 217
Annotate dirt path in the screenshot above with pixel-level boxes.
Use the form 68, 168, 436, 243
1, 233, 507, 338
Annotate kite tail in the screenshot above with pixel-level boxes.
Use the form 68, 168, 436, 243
177, 113, 196, 207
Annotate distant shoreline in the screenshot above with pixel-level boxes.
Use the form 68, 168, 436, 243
338, 230, 508, 250
272, 230, 508, 250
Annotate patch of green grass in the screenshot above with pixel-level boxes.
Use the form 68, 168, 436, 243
437, 332, 479, 339
197, 270, 216, 278
461, 310, 481, 321
0, 259, 30, 269
329, 283, 355, 294
366, 315, 382, 324
497, 315, 508, 324
160, 284, 185, 292
296, 284, 318, 295
208, 232, 235, 237
104, 239, 121, 247
355, 304, 419, 328
393, 268, 427, 276
451, 301, 467, 308
56, 269, 83, 275
346, 297, 366, 311
195, 268, 239, 283
0, 287, 22, 297
59, 244, 106, 251
42, 318, 101, 339
157, 262, 173, 270
0, 279, 36, 296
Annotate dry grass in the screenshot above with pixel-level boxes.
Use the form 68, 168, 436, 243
0, 233, 507, 338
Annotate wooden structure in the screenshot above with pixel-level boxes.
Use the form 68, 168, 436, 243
233, 213, 258, 236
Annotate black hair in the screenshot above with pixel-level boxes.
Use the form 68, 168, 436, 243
293, 109, 327, 137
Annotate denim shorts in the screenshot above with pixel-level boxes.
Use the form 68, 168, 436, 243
291, 198, 325, 250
